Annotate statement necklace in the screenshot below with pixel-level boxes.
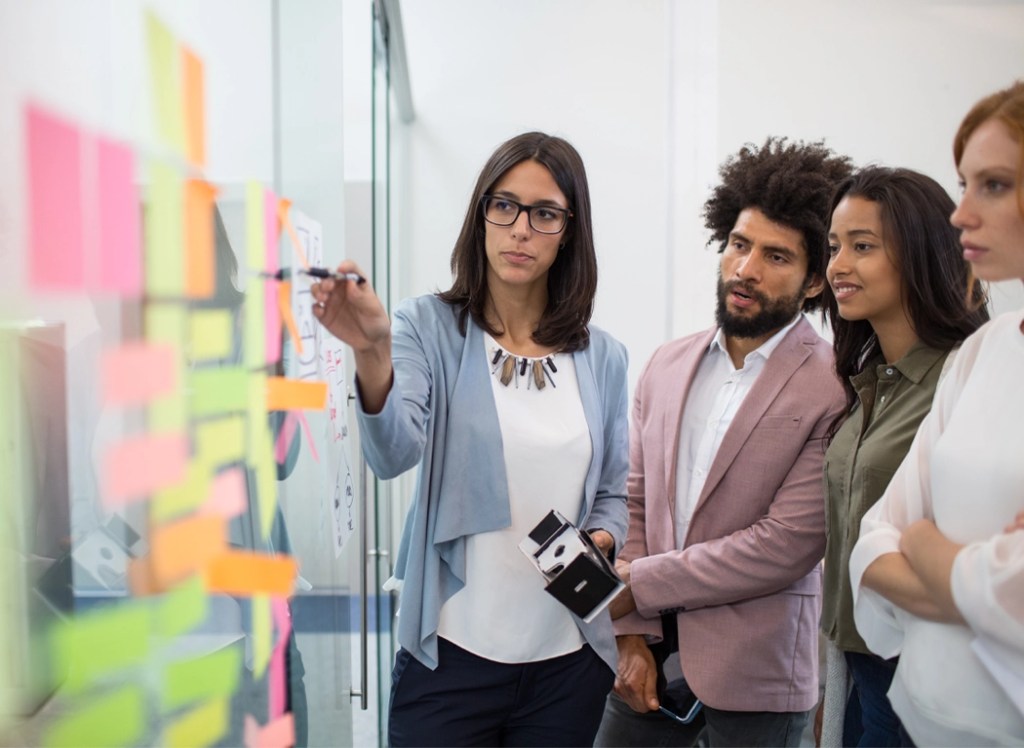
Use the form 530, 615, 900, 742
489, 345, 559, 390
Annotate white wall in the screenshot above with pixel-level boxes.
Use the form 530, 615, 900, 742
394, 0, 1024, 389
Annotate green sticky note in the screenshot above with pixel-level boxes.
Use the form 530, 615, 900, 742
151, 461, 211, 523
145, 304, 187, 432
50, 603, 151, 694
43, 685, 146, 747
163, 697, 228, 748
146, 11, 184, 152
157, 577, 209, 639
251, 595, 271, 679
189, 309, 234, 361
195, 416, 246, 468
145, 160, 184, 298
163, 643, 241, 711
189, 367, 249, 416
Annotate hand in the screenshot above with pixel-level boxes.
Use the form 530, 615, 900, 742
613, 635, 660, 713
1005, 510, 1024, 534
608, 559, 636, 619
311, 261, 391, 353
589, 529, 614, 557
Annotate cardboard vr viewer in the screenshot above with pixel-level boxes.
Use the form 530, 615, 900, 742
518, 509, 625, 623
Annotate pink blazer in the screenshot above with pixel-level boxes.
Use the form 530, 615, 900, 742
615, 318, 843, 712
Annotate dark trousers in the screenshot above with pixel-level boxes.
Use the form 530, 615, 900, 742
595, 690, 810, 748
843, 651, 906, 748
388, 638, 614, 747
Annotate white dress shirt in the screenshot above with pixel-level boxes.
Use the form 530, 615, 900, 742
674, 315, 802, 548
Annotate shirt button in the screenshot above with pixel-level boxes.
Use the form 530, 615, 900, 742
885, 368, 894, 375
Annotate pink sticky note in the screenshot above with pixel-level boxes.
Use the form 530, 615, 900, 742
264, 189, 281, 364
269, 598, 292, 718
273, 412, 299, 464
200, 467, 248, 519
296, 412, 319, 464
104, 433, 188, 507
96, 136, 142, 295
102, 342, 177, 405
244, 713, 295, 748
26, 104, 85, 290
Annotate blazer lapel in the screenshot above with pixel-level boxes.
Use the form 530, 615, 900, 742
694, 319, 814, 510
663, 329, 717, 502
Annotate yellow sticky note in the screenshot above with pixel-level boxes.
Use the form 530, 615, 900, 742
251, 595, 272, 679
145, 160, 184, 297
190, 367, 249, 416
255, 434, 277, 540
152, 461, 212, 523
50, 602, 151, 694
158, 576, 209, 639
163, 644, 242, 711
164, 697, 228, 748
43, 685, 145, 747
146, 304, 187, 431
195, 416, 246, 468
189, 309, 233, 361
146, 11, 184, 152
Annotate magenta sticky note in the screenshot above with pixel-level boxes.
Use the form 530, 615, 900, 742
264, 189, 281, 364
268, 598, 292, 719
200, 467, 248, 519
96, 136, 142, 296
26, 104, 85, 290
103, 432, 189, 507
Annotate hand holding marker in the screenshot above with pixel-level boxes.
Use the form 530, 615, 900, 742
260, 267, 366, 285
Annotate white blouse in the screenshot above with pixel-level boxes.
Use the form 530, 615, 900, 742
850, 308, 1024, 746
436, 335, 591, 662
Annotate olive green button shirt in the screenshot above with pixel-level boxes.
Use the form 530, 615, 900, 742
821, 342, 949, 653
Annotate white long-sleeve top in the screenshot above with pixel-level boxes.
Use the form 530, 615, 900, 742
849, 308, 1024, 746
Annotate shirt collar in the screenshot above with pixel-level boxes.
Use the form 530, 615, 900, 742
850, 341, 949, 391
708, 313, 803, 365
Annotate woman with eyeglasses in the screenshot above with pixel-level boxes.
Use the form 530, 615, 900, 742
849, 81, 1024, 746
311, 131, 628, 747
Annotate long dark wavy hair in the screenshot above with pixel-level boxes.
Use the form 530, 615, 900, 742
824, 166, 989, 440
436, 131, 597, 352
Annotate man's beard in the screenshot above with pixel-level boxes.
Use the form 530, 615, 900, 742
715, 275, 806, 339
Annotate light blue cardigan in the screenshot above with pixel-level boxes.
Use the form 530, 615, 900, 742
356, 294, 630, 672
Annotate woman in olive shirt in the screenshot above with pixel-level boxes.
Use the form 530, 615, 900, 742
819, 167, 988, 747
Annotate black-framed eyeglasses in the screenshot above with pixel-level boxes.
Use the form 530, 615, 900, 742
481, 195, 572, 235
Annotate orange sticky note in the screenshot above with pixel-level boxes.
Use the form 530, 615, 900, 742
185, 179, 217, 298
180, 45, 206, 168
204, 551, 297, 597
265, 377, 327, 411
102, 342, 177, 405
278, 198, 308, 268
151, 515, 227, 585
104, 432, 188, 507
277, 281, 302, 355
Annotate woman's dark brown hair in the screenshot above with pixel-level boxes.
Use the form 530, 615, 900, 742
437, 131, 597, 351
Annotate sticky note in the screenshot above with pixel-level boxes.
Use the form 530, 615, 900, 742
195, 416, 246, 468
145, 160, 184, 297
96, 135, 142, 296
151, 515, 226, 586
26, 104, 85, 291
103, 432, 189, 507
268, 597, 292, 718
163, 644, 242, 711
158, 576, 209, 638
189, 367, 249, 415
102, 342, 177, 405
146, 304, 187, 431
278, 280, 303, 355
279, 198, 309, 268
163, 697, 228, 748
266, 377, 327, 411
146, 11, 184, 152
50, 602, 151, 694
264, 188, 281, 364
274, 412, 299, 464
42, 685, 145, 747
152, 461, 212, 523
244, 713, 295, 748
199, 466, 248, 519
188, 308, 234, 361
185, 179, 217, 298
252, 594, 271, 679
254, 430, 278, 540
204, 551, 297, 597
180, 45, 206, 168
